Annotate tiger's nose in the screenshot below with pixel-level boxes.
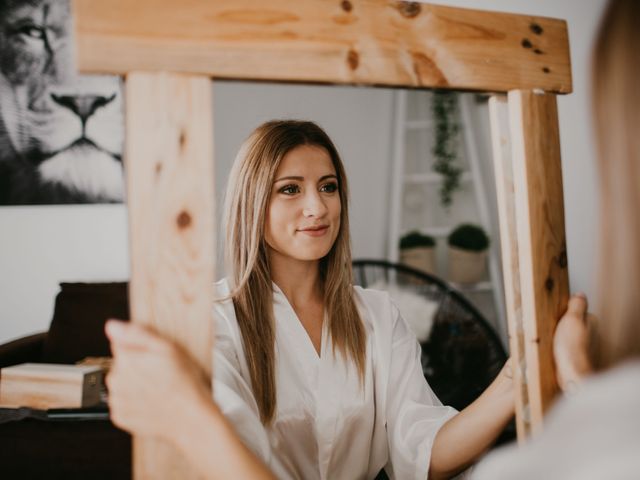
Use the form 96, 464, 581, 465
50, 93, 117, 125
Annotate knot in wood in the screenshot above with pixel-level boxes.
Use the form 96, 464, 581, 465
347, 49, 359, 70
558, 250, 568, 268
341, 0, 353, 12
530, 23, 544, 35
542, 67, 551, 74
397, 1, 421, 18
521, 38, 533, 49
545, 277, 554, 292
177, 210, 192, 229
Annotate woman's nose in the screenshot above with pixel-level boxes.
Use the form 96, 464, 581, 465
302, 191, 328, 217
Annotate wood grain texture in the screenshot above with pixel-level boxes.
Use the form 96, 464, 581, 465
508, 90, 569, 434
0, 363, 102, 409
488, 95, 530, 442
73, 0, 572, 93
125, 72, 215, 479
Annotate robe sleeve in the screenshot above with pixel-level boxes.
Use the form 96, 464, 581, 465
211, 303, 286, 477
384, 297, 459, 480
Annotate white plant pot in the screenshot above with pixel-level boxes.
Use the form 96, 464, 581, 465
448, 246, 487, 284
400, 246, 436, 275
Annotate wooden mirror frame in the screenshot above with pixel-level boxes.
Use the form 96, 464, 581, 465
73, 1, 572, 477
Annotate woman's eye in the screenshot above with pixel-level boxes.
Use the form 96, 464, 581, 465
320, 182, 338, 193
279, 184, 300, 195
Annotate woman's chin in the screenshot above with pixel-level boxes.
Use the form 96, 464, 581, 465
295, 251, 331, 262
288, 245, 333, 262
268, 235, 336, 263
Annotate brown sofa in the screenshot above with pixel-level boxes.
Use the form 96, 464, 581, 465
0, 282, 132, 479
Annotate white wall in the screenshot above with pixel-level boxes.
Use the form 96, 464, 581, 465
0, 205, 130, 343
0, 0, 608, 343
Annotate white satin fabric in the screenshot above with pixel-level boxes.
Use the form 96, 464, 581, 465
212, 279, 457, 480
472, 361, 640, 480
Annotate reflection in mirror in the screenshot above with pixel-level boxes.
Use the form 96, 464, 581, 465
211, 81, 509, 415
212, 81, 506, 340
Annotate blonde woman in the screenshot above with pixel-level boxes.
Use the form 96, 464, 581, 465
472, 1, 640, 478
106, 120, 515, 479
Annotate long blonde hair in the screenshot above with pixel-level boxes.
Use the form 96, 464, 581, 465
591, 0, 640, 369
222, 120, 366, 423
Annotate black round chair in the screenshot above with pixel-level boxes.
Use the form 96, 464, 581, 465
352, 259, 508, 412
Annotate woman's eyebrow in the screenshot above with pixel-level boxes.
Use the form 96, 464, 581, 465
319, 174, 338, 182
274, 176, 304, 183
274, 174, 337, 183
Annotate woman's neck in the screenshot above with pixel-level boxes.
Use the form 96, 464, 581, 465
269, 250, 323, 307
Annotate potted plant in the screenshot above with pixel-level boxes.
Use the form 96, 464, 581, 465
447, 224, 489, 283
399, 231, 437, 275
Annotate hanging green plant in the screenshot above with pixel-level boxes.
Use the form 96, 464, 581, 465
431, 90, 463, 208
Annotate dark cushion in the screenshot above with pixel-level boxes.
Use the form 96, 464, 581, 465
0, 333, 47, 368
42, 282, 129, 364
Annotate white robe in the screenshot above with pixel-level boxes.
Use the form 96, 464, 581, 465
212, 279, 457, 480
471, 360, 640, 480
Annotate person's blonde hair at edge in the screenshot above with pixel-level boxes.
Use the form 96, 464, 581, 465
591, 0, 640, 369
222, 120, 366, 424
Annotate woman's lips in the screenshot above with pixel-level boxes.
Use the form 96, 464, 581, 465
298, 225, 329, 237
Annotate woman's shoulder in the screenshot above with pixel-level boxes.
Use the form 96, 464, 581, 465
352, 284, 394, 305
352, 285, 401, 335
213, 277, 231, 297
353, 283, 435, 344
564, 359, 640, 414
352, 284, 397, 318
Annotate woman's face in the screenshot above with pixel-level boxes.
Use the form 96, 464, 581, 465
265, 144, 341, 263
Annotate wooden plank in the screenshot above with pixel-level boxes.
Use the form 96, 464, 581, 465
73, 0, 572, 93
488, 95, 530, 441
508, 90, 568, 434
0, 364, 103, 409
125, 72, 215, 479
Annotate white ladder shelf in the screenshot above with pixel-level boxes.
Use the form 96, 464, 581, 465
387, 90, 507, 343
